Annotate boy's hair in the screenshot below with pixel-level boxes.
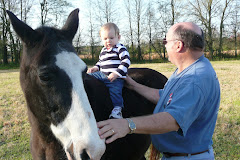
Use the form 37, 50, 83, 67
100, 23, 120, 36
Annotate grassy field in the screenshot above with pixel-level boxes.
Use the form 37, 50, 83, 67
0, 60, 240, 159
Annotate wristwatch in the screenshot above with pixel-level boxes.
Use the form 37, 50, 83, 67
126, 118, 136, 134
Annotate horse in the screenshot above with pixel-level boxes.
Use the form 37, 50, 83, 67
7, 9, 167, 160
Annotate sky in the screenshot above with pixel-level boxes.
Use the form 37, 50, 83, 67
21, 0, 239, 45
29, 0, 86, 29
28, 0, 126, 44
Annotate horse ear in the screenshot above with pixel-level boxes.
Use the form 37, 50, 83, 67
61, 8, 79, 41
6, 10, 40, 45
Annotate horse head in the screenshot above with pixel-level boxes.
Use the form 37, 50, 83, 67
7, 9, 106, 160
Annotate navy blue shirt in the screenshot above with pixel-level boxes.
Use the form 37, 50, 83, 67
151, 55, 220, 153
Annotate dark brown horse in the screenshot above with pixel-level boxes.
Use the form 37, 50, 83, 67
7, 9, 167, 160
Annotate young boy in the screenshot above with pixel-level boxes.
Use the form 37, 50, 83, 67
87, 23, 131, 119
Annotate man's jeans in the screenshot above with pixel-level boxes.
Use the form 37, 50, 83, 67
89, 71, 124, 108
161, 147, 215, 160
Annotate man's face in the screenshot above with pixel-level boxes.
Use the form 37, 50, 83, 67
100, 28, 120, 49
165, 30, 178, 63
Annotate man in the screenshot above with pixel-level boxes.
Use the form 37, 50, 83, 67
97, 22, 220, 160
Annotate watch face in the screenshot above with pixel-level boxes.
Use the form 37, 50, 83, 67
130, 122, 136, 130
126, 118, 136, 134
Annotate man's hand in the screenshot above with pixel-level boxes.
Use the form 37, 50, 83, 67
97, 119, 129, 144
108, 72, 119, 82
87, 66, 99, 73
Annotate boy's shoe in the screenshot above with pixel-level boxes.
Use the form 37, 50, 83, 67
109, 107, 123, 119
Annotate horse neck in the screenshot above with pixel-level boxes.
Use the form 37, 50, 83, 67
27, 108, 67, 159
27, 108, 56, 143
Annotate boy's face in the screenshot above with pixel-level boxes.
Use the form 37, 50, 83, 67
100, 28, 120, 49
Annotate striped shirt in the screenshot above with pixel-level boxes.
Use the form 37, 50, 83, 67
95, 43, 130, 78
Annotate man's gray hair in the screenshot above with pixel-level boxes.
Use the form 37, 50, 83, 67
174, 25, 205, 51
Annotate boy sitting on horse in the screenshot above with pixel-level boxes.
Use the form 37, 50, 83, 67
87, 23, 131, 119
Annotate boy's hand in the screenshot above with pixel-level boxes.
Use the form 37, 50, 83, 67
108, 73, 119, 82
87, 66, 99, 73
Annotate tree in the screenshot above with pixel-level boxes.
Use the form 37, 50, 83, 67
74, 27, 83, 55
170, 0, 182, 25
124, 0, 145, 61
20, 0, 32, 23
189, 0, 220, 60
1, 0, 33, 64
155, 0, 173, 59
146, 1, 159, 61
124, 0, 135, 57
217, 0, 233, 58
40, 0, 47, 25
94, 0, 118, 25
81, 0, 119, 60
230, 0, 240, 57
0, 0, 8, 64
39, 0, 72, 25
134, 0, 144, 61
85, 0, 99, 61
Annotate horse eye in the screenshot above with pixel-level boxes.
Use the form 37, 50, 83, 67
39, 73, 50, 82
38, 66, 56, 83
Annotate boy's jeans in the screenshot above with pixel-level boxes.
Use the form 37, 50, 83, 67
89, 71, 124, 108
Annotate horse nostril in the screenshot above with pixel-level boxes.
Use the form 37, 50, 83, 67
80, 149, 90, 160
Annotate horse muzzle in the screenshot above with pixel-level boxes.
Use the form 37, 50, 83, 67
66, 142, 105, 160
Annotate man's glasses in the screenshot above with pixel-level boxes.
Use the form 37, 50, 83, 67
162, 38, 179, 45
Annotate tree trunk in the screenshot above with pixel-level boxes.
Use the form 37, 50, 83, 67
218, 0, 232, 58
208, 2, 213, 60
125, 0, 135, 58
234, 28, 237, 57
218, 21, 223, 58
1, 0, 8, 64
171, 0, 175, 25
149, 37, 152, 62
8, 26, 19, 63
136, 0, 142, 61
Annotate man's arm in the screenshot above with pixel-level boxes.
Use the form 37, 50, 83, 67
97, 112, 179, 144
125, 76, 160, 104
131, 112, 179, 134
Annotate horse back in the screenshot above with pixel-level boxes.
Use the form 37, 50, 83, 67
123, 68, 167, 118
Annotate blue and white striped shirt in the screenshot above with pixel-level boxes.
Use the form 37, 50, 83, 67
95, 43, 131, 78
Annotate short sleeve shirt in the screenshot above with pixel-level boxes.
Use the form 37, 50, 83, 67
151, 55, 220, 153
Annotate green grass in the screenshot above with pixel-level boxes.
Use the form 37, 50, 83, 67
0, 71, 32, 159
0, 63, 20, 70
0, 60, 240, 159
